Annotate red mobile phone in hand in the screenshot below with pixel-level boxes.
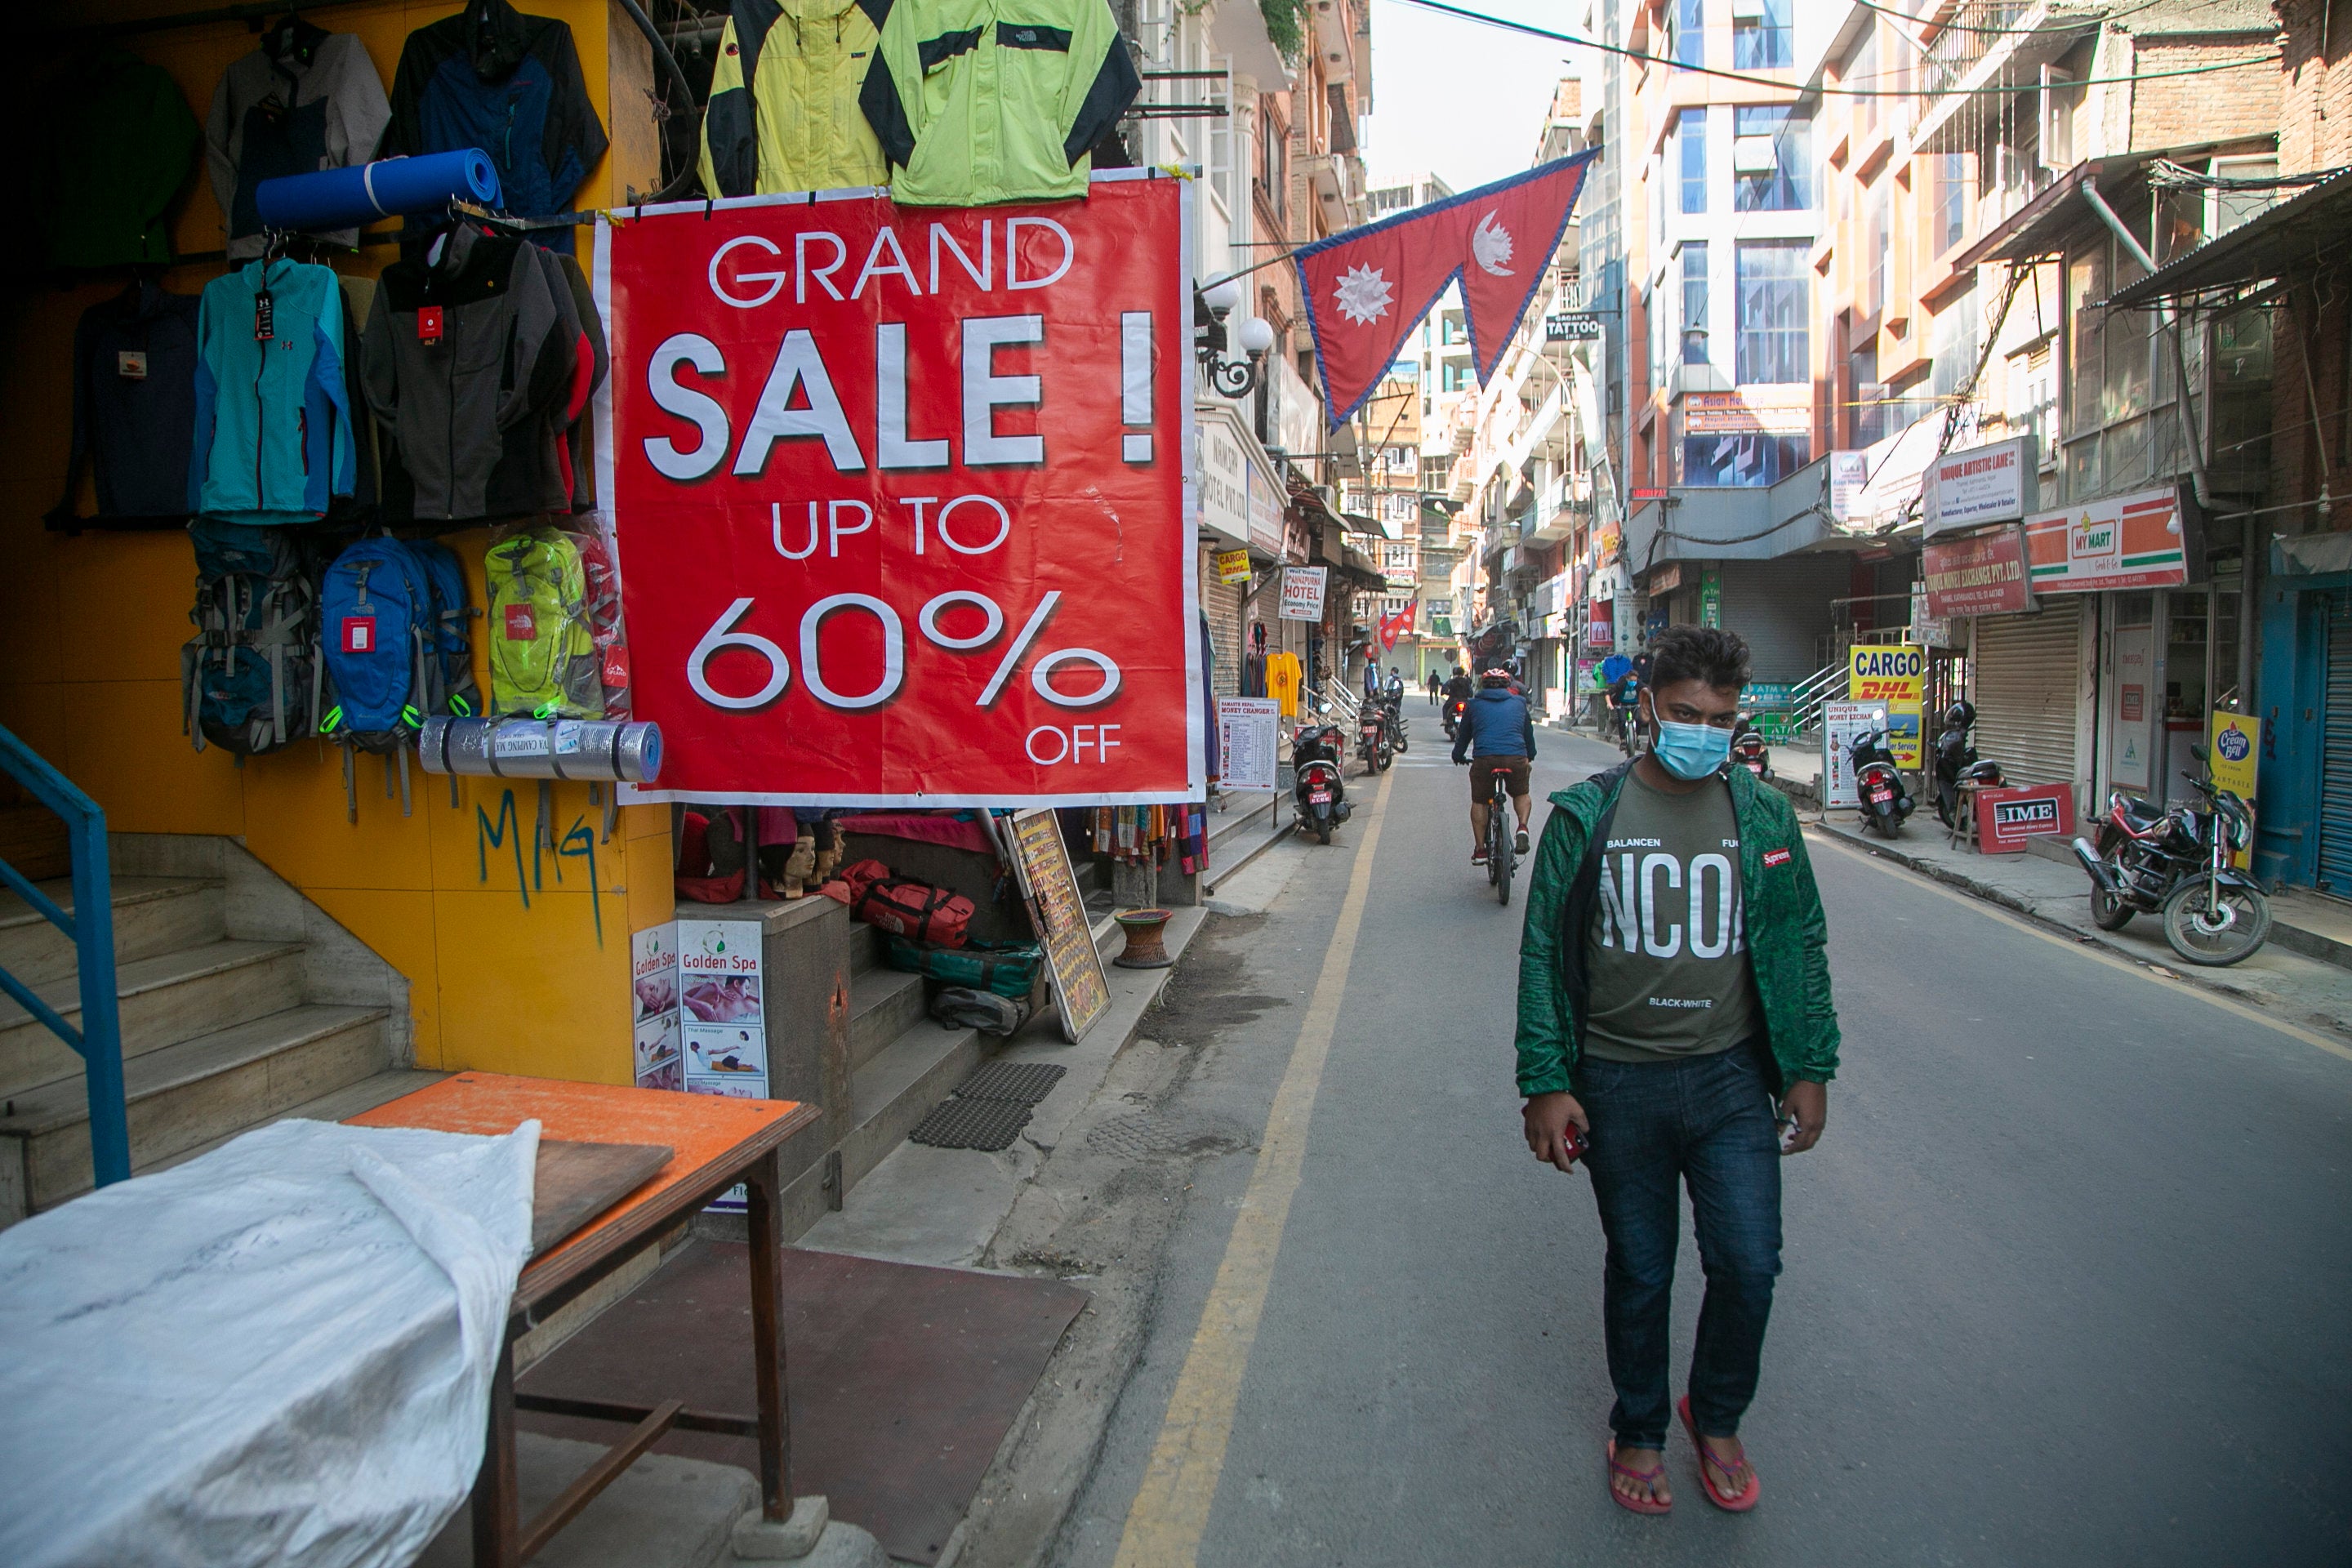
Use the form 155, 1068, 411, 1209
1562, 1124, 1590, 1164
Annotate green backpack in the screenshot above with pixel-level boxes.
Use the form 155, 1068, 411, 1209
484, 528, 604, 719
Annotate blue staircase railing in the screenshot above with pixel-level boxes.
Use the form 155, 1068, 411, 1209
0, 725, 128, 1190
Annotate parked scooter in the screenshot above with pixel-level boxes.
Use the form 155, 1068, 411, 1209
2071, 743, 2270, 965
1731, 715, 1771, 781
1849, 709, 1914, 836
1293, 720, 1353, 844
1930, 701, 2006, 827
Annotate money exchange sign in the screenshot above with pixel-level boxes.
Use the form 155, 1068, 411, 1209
598, 175, 1198, 805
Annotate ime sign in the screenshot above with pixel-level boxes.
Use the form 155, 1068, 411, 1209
1974, 783, 2074, 853
597, 175, 1198, 806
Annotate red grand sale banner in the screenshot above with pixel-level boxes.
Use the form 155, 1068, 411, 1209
594, 174, 1199, 806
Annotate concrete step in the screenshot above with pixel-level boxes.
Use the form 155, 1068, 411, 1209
0, 875, 226, 991
1206, 793, 1277, 857
150, 1067, 448, 1178
849, 966, 929, 1071
0, 939, 309, 1102
843, 1018, 984, 1192
0, 1004, 392, 1220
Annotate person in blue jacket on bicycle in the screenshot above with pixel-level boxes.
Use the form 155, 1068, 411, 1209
1453, 667, 1537, 864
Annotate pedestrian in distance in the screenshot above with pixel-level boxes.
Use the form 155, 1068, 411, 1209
1426, 667, 1442, 706
1513, 624, 1838, 1517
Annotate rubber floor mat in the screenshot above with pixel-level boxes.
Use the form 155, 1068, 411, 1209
955, 1060, 1068, 1105
910, 1096, 1036, 1151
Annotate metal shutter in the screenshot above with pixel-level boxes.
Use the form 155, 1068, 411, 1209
1972, 599, 2082, 791
2319, 590, 2352, 895
1716, 557, 1853, 683
1203, 555, 1245, 699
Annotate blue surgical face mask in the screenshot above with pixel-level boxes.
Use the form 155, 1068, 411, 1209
1651, 717, 1733, 780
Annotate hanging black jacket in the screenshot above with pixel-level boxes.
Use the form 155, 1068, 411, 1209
377, 0, 607, 253
51, 280, 201, 530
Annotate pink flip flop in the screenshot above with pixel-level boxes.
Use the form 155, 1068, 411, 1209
1677, 1396, 1761, 1511
1606, 1440, 1672, 1515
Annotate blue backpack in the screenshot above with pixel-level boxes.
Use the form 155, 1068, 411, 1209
407, 540, 482, 722
317, 537, 440, 815
181, 519, 318, 757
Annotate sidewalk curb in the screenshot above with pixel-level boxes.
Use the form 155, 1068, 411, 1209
1806, 817, 2352, 1045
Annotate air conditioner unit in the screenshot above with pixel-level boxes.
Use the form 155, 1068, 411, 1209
1732, 136, 1777, 174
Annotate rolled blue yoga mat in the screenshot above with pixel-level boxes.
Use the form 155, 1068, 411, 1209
253, 149, 501, 234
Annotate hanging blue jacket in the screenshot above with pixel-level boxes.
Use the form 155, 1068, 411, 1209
190, 258, 355, 524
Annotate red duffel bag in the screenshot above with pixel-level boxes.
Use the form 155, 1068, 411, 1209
851, 875, 975, 947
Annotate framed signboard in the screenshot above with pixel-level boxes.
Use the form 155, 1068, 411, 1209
999, 809, 1111, 1043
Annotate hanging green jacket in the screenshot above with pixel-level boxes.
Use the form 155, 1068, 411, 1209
859, 0, 1139, 207
700, 0, 891, 198
1515, 760, 1842, 1099
40, 48, 201, 269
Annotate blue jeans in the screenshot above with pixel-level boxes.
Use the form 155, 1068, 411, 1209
1577, 1046, 1784, 1450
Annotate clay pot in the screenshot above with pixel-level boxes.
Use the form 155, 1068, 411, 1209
1111, 907, 1174, 969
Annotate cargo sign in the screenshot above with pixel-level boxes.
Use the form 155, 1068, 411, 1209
1923, 524, 2034, 618
1922, 436, 2033, 537
2024, 486, 2186, 594
1973, 783, 2074, 853
1847, 644, 1924, 768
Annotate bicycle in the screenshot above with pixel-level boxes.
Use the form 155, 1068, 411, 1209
1482, 760, 1519, 906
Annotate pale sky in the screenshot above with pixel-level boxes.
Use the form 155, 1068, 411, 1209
1365, 0, 1584, 196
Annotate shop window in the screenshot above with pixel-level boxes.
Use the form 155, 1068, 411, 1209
1682, 433, 1809, 487
1735, 239, 1809, 384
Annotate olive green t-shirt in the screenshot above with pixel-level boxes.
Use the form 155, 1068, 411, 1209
1582, 770, 1760, 1062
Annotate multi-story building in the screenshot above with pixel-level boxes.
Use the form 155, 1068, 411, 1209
1797, 0, 2280, 826
1578, 0, 1861, 696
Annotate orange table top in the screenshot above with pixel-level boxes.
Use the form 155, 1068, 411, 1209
349, 1071, 818, 1307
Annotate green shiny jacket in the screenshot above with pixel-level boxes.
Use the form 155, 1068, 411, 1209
1513, 760, 1842, 1099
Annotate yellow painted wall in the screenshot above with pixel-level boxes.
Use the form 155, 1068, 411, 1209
2, 1, 675, 1080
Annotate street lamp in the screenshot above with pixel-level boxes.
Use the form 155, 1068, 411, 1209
1197, 276, 1275, 399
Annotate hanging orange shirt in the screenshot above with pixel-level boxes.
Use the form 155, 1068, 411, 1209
1266, 652, 1303, 718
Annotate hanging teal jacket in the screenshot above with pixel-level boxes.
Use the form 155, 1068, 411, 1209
190, 259, 355, 524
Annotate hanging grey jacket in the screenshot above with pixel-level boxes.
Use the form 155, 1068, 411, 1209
360, 223, 576, 523
206, 20, 390, 261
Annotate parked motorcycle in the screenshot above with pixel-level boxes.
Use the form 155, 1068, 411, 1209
1293, 722, 1353, 844
1930, 701, 2006, 827
1355, 701, 1394, 773
2071, 745, 2270, 965
1380, 690, 1410, 753
1731, 715, 1771, 781
1849, 710, 1914, 837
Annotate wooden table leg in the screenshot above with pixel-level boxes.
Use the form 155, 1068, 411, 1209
744, 1148, 792, 1521
473, 1321, 522, 1567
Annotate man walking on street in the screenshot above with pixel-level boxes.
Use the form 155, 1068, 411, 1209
1513, 624, 1839, 1516
1426, 667, 1442, 706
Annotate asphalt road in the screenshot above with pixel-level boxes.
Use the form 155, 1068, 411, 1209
1054, 724, 2352, 1566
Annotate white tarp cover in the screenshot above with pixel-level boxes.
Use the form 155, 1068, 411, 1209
0, 1116, 540, 1568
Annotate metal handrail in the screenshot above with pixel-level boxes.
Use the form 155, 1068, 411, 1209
1787, 661, 1851, 739
0, 725, 128, 1189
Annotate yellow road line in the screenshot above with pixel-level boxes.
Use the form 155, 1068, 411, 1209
1808, 828, 2352, 1066
1111, 768, 1394, 1568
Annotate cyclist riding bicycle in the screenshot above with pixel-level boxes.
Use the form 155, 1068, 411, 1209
1451, 666, 1537, 865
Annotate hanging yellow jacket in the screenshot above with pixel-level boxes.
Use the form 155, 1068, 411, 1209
699, 0, 890, 198
858, 0, 1139, 207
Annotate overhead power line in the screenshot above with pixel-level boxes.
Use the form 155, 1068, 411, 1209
1388, 0, 2282, 99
